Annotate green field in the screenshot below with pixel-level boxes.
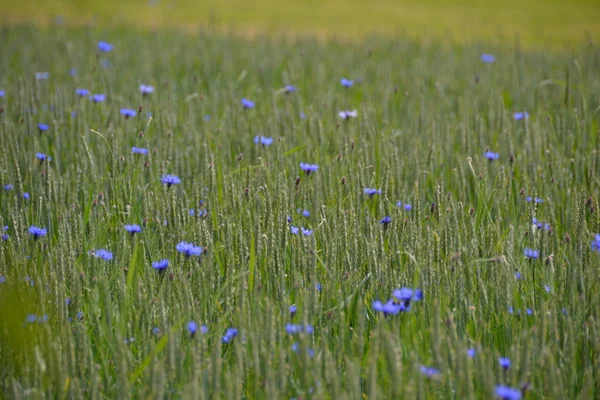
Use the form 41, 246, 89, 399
1, 8, 600, 399
3, 0, 600, 47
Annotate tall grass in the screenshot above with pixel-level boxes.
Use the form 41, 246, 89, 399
0, 25, 599, 399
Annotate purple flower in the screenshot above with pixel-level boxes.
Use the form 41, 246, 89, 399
514, 112, 529, 120
124, 224, 142, 234
480, 53, 496, 63
340, 78, 354, 88
290, 226, 299, 235
176, 241, 203, 256
467, 348, 476, 358
495, 385, 521, 400
139, 84, 154, 95
524, 248, 539, 259
300, 209, 310, 217
152, 259, 169, 270
35, 72, 49, 80
301, 227, 313, 236
498, 357, 511, 370
338, 110, 358, 120
222, 328, 238, 343
91, 94, 105, 103
525, 196, 543, 203
0, 90, 5, 98
420, 366, 440, 378
289, 305, 297, 317
254, 136, 273, 146
93, 249, 113, 261
188, 321, 197, 335
69, 68, 77, 76
373, 300, 406, 315
299, 163, 319, 174
132, 147, 148, 155
379, 216, 392, 226
36, 152, 52, 162
241, 98, 255, 109
285, 85, 296, 92
76, 88, 89, 96
285, 323, 313, 335
28, 225, 47, 238
364, 188, 381, 197
98, 41, 114, 52
120, 108, 137, 118
38, 123, 49, 132
514, 271, 522, 280
161, 174, 181, 187
484, 151, 500, 160
397, 201, 412, 211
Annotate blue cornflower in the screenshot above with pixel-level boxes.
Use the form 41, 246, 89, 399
0, 90, 5, 97
222, 328, 238, 343
28, 225, 47, 238
403, 204, 412, 212
420, 366, 440, 377
75, 89, 89, 96
38, 123, 49, 132
508, 307, 514, 314
514, 112, 529, 120
290, 226, 299, 235
301, 227, 313, 236
526, 308, 533, 315
124, 224, 142, 234
467, 348, 476, 358
241, 98, 255, 109
76, 311, 84, 320
0, 276, 5, 283
373, 300, 405, 315
1, 234, 7, 241
316, 283, 322, 291
301, 209, 310, 217
93, 249, 113, 261
484, 151, 500, 160
253, 136, 273, 146
139, 84, 154, 95
35, 72, 49, 80
285, 324, 313, 335
299, 163, 319, 174
120, 108, 137, 118
393, 287, 423, 307
152, 327, 160, 335
4, 184, 14, 191
161, 174, 181, 187
524, 248, 539, 259
544, 284, 551, 293
340, 78, 354, 87
525, 196, 543, 203
289, 305, 297, 317
132, 147, 148, 155
204, 115, 211, 121
65, 298, 71, 306
152, 259, 169, 270
380, 216, 392, 226
498, 357, 511, 370
22, 192, 30, 200
98, 41, 114, 52
26, 314, 37, 323
338, 110, 358, 120
176, 241, 203, 256
514, 271, 522, 280
495, 385, 521, 400
592, 234, 600, 252
480, 53, 496, 63
285, 85, 296, 92
91, 94, 105, 103
300, 112, 306, 119
364, 188, 381, 197
36, 152, 52, 162
69, 68, 77, 76
188, 321, 197, 335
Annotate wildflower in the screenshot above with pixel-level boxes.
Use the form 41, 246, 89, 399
508, 307, 514, 314
0, 90, 4, 97
393, 287, 423, 307
124, 224, 142, 234
161, 174, 181, 187
120, 108, 137, 118
316, 283, 322, 291
495, 385, 522, 400
69, 68, 77, 76
26, 314, 37, 323
364, 188, 382, 197
290, 226, 299, 235
91, 94, 105, 103
340, 78, 354, 87
4, 184, 14, 191
98, 41, 114, 52
545, 285, 551, 293
525, 196, 544, 203
1, 233, 8, 241
0, 276, 5, 283
176, 241, 203, 257
291, 343, 315, 357
480, 53, 496, 63
526, 308, 533, 315
222, 328, 238, 343
373, 300, 406, 315
524, 248, 539, 259
139, 84, 154, 95
498, 357, 511, 370
484, 151, 500, 160
200, 325, 208, 334
514, 271, 522, 280
152, 259, 169, 270
204, 115, 211, 121
285, 323, 313, 335
124, 337, 135, 345
241, 98, 255, 109
38, 123, 49, 132
188, 321, 198, 335
23, 192, 30, 200
76, 311, 84, 320
289, 305, 297, 318
36, 152, 52, 162
338, 110, 358, 120
592, 234, 600, 252
253, 136, 273, 146
132, 147, 148, 155
467, 348, 476, 358
75, 89, 89, 96
28, 225, 48, 238
65, 298, 71, 306
35, 72, 49, 80
420, 366, 440, 377
299, 163, 319, 175
513, 112, 529, 120
301, 227, 313, 236
93, 249, 113, 261
380, 216, 392, 227
152, 327, 160, 335
300, 112, 306, 119
285, 85, 296, 92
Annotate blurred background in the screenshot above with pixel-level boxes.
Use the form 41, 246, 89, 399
2, 0, 600, 48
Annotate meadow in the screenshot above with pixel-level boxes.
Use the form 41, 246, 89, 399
0, 23, 600, 399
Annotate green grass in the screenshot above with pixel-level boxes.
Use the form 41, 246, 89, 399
3, 0, 600, 47
1, 25, 600, 398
